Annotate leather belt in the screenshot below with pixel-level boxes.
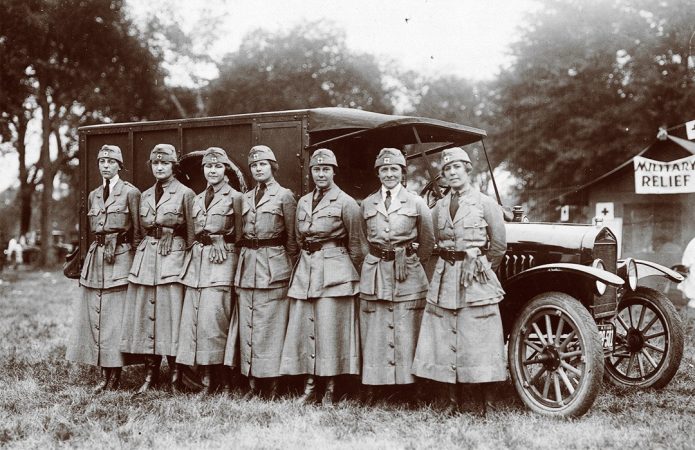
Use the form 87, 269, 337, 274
368, 243, 416, 261
195, 232, 235, 246
301, 238, 346, 254
239, 235, 285, 249
439, 248, 486, 264
145, 225, 186, 240
93, 232, 128, 246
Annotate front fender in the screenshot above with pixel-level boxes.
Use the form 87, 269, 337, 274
505, 263, 625, 286
631, 259, 685, 283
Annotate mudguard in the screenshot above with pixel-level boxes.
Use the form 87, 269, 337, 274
630, 259, 685, 283
506, 263, 625, 286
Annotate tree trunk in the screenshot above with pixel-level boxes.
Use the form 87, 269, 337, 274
14, 115, 34, 236
37, 91, 57, 267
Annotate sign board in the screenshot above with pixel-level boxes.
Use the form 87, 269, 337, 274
560, 205, 569, 222
687, 119, 695, 140
633, 155, 695, 194
595, 202, 614, 220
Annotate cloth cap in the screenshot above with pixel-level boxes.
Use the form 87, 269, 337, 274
201, 147, 232, 168
248, 145, 277, 165
374, 148, 406, 168
98, 144, 123, 164
149, 144, 178, 163
440, 147, 471, 168
310, 148, 338, 168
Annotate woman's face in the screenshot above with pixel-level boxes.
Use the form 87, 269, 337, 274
204, 162, 226, 186
311, 165, 335, 190
151, 160, 174, 181
378, 164, 403, 190
98, 157, 120, 180
250, 160, 273, 183
442, 161, 471, 190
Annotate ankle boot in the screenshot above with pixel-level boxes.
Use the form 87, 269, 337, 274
361, 385, 376, 406
242, 376, 258, 400
93, 368, 111, 394
267, 378, 280, 401
201, 366, 214, 395
166, 356, 181, 393
220, 366, 235, 395
322, 377, 336, 407
108, 368, 122, 390
137, 356, 160, 394
442, 383, 459, 415
297, 375, 317, 404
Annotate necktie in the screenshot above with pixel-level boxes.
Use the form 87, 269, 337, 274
449, 190, 460, 219
204, 185, 214, 209
255, 182, 266, 206
155, 181, 164, 204
312, 188, 325, 211
384, 190, 392, 211
103, 179, 110, 202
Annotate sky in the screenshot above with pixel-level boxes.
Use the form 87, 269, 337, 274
1, 0, 538, 193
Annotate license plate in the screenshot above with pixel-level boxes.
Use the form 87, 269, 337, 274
598, 323, 615, 351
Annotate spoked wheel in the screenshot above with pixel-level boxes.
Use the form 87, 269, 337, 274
605, 287, 684, 389
508, 292, 604, 417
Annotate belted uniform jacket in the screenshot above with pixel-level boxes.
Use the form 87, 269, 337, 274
180, 181, 242, 288
234, 179, 298, 289
360, 187, 434, 302
128, 177, 195, 286
81, 179, 142, 289
427, 188, 506, 309
288, 185, 367, 300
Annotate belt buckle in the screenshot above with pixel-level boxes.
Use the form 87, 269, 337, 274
380, 248, 389, 260
251, 238, 260, 249
154, 226, 162, 240
95, 234, 105, 246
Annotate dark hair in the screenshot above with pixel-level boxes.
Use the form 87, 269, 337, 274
269, 161, 279, 175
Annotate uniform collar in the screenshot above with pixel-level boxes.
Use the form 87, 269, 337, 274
207, 180, 226, 193
103, 174, 120, 187
381, 183, 402, 199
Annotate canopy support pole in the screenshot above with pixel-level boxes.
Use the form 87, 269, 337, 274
412, 126, 443, 198
481, 139, 502, 205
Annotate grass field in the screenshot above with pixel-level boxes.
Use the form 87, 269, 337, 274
1, 269, 694, 449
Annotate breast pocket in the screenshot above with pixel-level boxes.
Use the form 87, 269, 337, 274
140, 205, 155, 225
106, 205, 129, 229
362, 208, 378, 236
259, 207, 284, 235
87, 207, 100, 231
159, 205, 183, 226
462, 216, 488, 242
394, 208, 418, 235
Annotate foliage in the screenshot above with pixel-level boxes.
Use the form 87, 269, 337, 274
0, 269, 694, 447
490, 0, 695, 199
0, 0, 167, 264
205, 22, 393, 115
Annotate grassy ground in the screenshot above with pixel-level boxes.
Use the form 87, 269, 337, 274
0, 269, 694, 449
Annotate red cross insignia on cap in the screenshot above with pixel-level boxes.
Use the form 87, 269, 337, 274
444, 156, 450, 163
101, 150, 109, 157
252, 153, 259, 160
156, 153, 162, 160
211, 156, 218, 163
384, 157, 391, 164
317, 157, 324, 163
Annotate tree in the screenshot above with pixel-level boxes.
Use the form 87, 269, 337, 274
205, 22, 393, 115
0, 0, 167, 265
490, 0, 695, 201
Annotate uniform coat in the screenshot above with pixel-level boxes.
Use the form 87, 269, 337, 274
280, 185, 367, 376
359, 186, 434, 385
227, 179, 298, 377
177, 181, 242, 366
120, 177, 195, 357
66, 178, 141, 367
412, 187, 508, 384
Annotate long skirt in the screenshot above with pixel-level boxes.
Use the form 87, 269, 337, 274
412, 303, 507, 384
359, 298, 425, 385
280, 296, 360, 377
176, 286, 234, 366
234, 286, 289, 378
120, 282, 184, 356
66, 285, 127, 367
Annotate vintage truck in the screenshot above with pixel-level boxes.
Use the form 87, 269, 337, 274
77, 107, 685, 417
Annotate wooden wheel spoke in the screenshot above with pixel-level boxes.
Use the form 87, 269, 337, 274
640, 348, 659, 369
559, 330, 576, 350
554, 317, 565, 346
553, 373, 562, 403
640, 314, 659, 334
644, 342, 665, 354
542, 372, 551, 398
559, 350, 583, 360
644, 331, 665, 341
532, 322, 548, 346
636, 304, 646, 330
523, 339, 544, 354
529, 366, 547, 386
616, 315, 630, 332
628, 305, 635, 328
558, 367, 575, 394
626, 353, 636, 377
560, 360, 582, 377
545, 315, 554, 344
637, 353, 645, 378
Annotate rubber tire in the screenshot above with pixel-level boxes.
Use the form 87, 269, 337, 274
508, 292, 604, 418
605, 287, 684, 389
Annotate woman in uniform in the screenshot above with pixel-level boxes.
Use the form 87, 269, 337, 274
66, 145, 141, 392
178, 147, 242, 394
412, 146, 507, 415
280, 148, 366, 406
359, 148, 434, 398
120, 143, 195, 393
229, 145, 297, 399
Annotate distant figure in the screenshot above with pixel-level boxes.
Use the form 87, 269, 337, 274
6, 236, 24, 269
677, 237, 695, 308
